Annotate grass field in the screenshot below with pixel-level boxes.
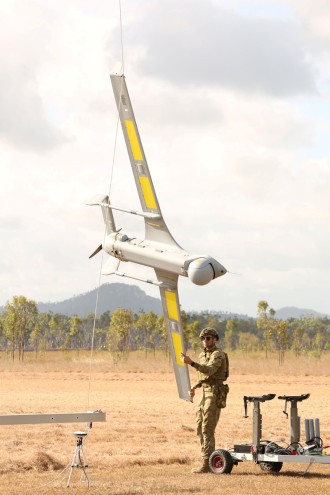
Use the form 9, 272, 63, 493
0, 350, 329, 494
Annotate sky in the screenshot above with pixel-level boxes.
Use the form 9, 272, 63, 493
1, 0, 330, 317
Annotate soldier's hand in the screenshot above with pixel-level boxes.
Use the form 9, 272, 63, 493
180, 353, 192, 365
189, 388, 196, 399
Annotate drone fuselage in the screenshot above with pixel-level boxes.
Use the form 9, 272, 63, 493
103, 231, 226, 285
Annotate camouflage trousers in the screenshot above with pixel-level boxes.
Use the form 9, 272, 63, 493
196, 388, 221, 460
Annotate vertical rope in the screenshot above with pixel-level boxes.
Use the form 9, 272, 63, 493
107, 110, 121, 199
108, 0, 125, 197
87, 251, 104, 409
119, 0, 125, 76
87, 0, 126, 409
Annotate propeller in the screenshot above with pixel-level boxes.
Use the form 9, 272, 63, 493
89, 244, 103, 259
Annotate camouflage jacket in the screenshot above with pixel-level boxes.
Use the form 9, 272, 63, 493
192, 345, 228, 389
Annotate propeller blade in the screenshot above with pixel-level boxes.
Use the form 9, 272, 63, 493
89, 244, 103, 259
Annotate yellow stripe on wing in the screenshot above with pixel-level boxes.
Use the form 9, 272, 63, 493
125, 120, 143, 161
165, 290, 179, 321
139, 176, 157, 210
171, 332, 184, 367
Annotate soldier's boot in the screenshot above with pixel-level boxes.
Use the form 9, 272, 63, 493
191, 458, 210, 474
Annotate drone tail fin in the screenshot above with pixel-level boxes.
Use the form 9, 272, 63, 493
86, 194, 116, 235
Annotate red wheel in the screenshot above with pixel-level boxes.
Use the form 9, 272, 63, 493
209, 449, 233, 474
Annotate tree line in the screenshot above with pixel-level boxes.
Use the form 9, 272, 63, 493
0, 296, 329, 362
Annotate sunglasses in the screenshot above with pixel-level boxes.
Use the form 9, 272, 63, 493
201, 336, 213, 341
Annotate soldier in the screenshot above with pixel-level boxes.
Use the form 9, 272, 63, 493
180, 327, 229, 473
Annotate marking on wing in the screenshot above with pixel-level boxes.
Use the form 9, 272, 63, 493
171, 332, 184, 367
139, 176, 157, 210
146, 221, 162, 228
165, 290, 179, 321
125, 120, 143, 161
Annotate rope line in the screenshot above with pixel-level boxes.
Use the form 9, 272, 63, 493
119, 0, 125, 75
87, 0, 126, 410
108, 0, 125, 199
87, 250, 104, 409
108, 108, 121, 199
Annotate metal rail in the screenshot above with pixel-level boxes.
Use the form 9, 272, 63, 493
0, 410, 106, 425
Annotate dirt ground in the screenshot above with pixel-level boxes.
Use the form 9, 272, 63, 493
0, 351, 329, 494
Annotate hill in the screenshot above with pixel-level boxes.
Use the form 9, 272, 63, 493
37, 283, 162, 317
275, 306, 328, 320
1, 286, 328, 320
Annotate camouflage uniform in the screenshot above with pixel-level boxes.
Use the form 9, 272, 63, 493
190, 329, 229, 467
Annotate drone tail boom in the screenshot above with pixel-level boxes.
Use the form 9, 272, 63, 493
86, 194, 116, 235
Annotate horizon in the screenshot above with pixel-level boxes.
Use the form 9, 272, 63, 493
1, 282, 328, 320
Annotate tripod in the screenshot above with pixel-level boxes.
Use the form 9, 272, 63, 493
67, 431, 90, 487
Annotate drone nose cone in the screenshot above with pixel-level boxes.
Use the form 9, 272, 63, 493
209, 257, 227, 279
188, 258, 214, 286
188, 257, 226, 286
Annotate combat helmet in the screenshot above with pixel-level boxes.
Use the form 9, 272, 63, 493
199, 327, 219, 341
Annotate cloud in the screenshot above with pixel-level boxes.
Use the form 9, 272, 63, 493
0, 2, 71, 152
287, 0, 330, 43
126, 0, 316, 96
0, 66, 70, 152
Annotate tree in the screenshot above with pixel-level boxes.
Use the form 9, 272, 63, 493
136, 311, 158, 357
290, 324, 304, 357
108, 308, 134, 360
4, 295, 38, 360
238, 332, 260, 353
257, 300, 276, 358
186, 320, 201, 354
48, 314, 69, 349
155, 315, 167, 354
224, 320, 238, 351
94, 311, 111, 349
30, 324, 42, 359
30, 312, 53, 357
181, 310, 190, 346
65, 315, 83, 353
299, 317, 329, 356
273, 320, 288, 364
0, 313, 5, 347
80, 312, 98, 349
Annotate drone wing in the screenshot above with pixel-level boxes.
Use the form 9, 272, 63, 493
155, 269, 192, 401
110, 74, 180, 247
110, 74, 191, 401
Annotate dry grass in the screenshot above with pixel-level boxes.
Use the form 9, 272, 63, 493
0, 351, 329, 494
